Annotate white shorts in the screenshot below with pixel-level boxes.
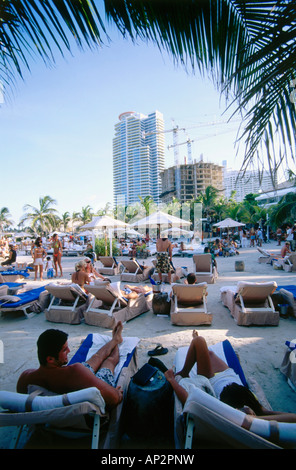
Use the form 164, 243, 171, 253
34, 258, 44, 266
209, 368, 243, 399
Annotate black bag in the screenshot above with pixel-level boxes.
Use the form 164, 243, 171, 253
123, 363, 173, 440
152, 292, 171, 315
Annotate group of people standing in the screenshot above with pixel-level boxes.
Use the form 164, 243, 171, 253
31, 233, 63, 281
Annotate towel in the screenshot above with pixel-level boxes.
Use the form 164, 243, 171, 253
84, 333, 140, 382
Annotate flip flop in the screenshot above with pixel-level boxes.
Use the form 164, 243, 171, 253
148, 344, 168, 357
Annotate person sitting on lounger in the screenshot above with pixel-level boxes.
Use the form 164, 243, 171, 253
165, 331, 296, 423
1, 244, 17, 266
71, 260, 91, 289
185, 273, 198, 285
84, 257, 109, 283
17, 322, 125, 409
281, 242, 291, 259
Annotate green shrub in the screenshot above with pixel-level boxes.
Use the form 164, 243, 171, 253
95, 238, 119, 256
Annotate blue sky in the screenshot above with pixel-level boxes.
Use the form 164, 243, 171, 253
0, 25, 245, 228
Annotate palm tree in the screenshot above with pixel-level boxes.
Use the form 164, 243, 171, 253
268, 192, 296, 229
79, 205, 93, 225
61, 212, 71, 232
22, 195, 58, 234
2, 1, 295, 174
0, 207, 13, 231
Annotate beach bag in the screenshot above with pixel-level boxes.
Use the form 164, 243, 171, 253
152, 292, 171, 315
123, 363, 173, 440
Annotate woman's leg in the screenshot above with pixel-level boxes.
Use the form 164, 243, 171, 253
177, 331, 228, 379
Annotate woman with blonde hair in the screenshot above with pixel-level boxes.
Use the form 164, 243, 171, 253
71, 260, 91, 289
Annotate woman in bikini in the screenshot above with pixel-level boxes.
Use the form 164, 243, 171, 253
52, 233, 63, 277
71, 260, 91, 290
32, 237, 47, 281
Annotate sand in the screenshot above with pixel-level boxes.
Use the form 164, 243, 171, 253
0, 240, 296, 448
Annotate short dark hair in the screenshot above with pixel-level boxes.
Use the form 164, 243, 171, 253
187, 273, 197, 284
37, 329, 68, 366
220, 383, 263, 415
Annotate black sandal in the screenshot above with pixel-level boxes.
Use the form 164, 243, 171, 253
148, 344, 168, 356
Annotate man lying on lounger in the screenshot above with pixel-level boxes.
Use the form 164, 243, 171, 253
165, 330, 296, 423
17, 322, 124, 409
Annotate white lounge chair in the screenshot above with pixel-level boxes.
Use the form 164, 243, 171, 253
45, 282, 88, 324
97, 256, 120, 276
84, 283, 148, 328
0, 333, 139, 449
170, 283, 212, 326
220, 281, 279, 326
173, 341, 286, 449
120, 259, 152, 283
193, 254, 218, 284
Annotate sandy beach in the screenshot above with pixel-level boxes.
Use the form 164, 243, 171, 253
1, 240, 296, 448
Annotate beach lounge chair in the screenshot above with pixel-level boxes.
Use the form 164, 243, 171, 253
0, 268, 30, 282
44, 282, 88, 324
0, 286, 49, 319
193, 254, 218, 284
257, 247, 275, 264
280, 340, 296, 393
120, 259, 152, 283
170, 283, 212, 326
97, 256, 120, 276
0, 333, 139, 449
275, 285, 296, 318
220, 281, 279, 326
275, 253, 296, 272
84, 283, 148, 328
173, 340, 288, 449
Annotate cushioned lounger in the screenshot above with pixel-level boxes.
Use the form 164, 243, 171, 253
0, 333, 139, 449
0, 286, 48, 319
173, 340, 293, 449
84, 283, 148, 328
276, 285, 296, 317
170, 283, 212, 326
120, 259, 152, 283
193, 254, 218, 284
44, 283, 88, 324
97, 256, 120, 276
220, 281, 279, 326
0, 269, 30, 282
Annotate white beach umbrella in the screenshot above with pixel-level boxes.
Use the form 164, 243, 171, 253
81, 216, 129, 255
213, 218, 245, 228
161, 227, 193, 237
131, 211, 191, 233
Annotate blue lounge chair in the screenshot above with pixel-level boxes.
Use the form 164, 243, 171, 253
0, 286, 46, 319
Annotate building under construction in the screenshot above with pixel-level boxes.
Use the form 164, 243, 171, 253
159, 158, 224, 204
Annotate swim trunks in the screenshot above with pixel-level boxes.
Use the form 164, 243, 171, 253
82, 362, 116, 387
34, 258, 44, 266
155, 252, 171, 273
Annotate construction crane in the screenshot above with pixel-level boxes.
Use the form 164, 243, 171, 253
168, 136, 194, 164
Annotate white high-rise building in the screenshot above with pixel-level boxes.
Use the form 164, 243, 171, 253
223, 166, 277, 202
113, 110, 165, 207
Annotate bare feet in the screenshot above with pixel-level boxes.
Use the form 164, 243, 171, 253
192, 330, 198, 339
112, 321, 123, 344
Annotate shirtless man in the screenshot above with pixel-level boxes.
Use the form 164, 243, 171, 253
155, 235, 173, 284
52, 233, 63, 277
17, 322, 124, 410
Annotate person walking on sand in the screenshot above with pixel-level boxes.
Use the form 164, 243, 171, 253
155, 234, 173, 284
32, 237, 47, 281
51, 233, 63, 277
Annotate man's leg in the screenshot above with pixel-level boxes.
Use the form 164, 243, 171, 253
86, 322, 123, 373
